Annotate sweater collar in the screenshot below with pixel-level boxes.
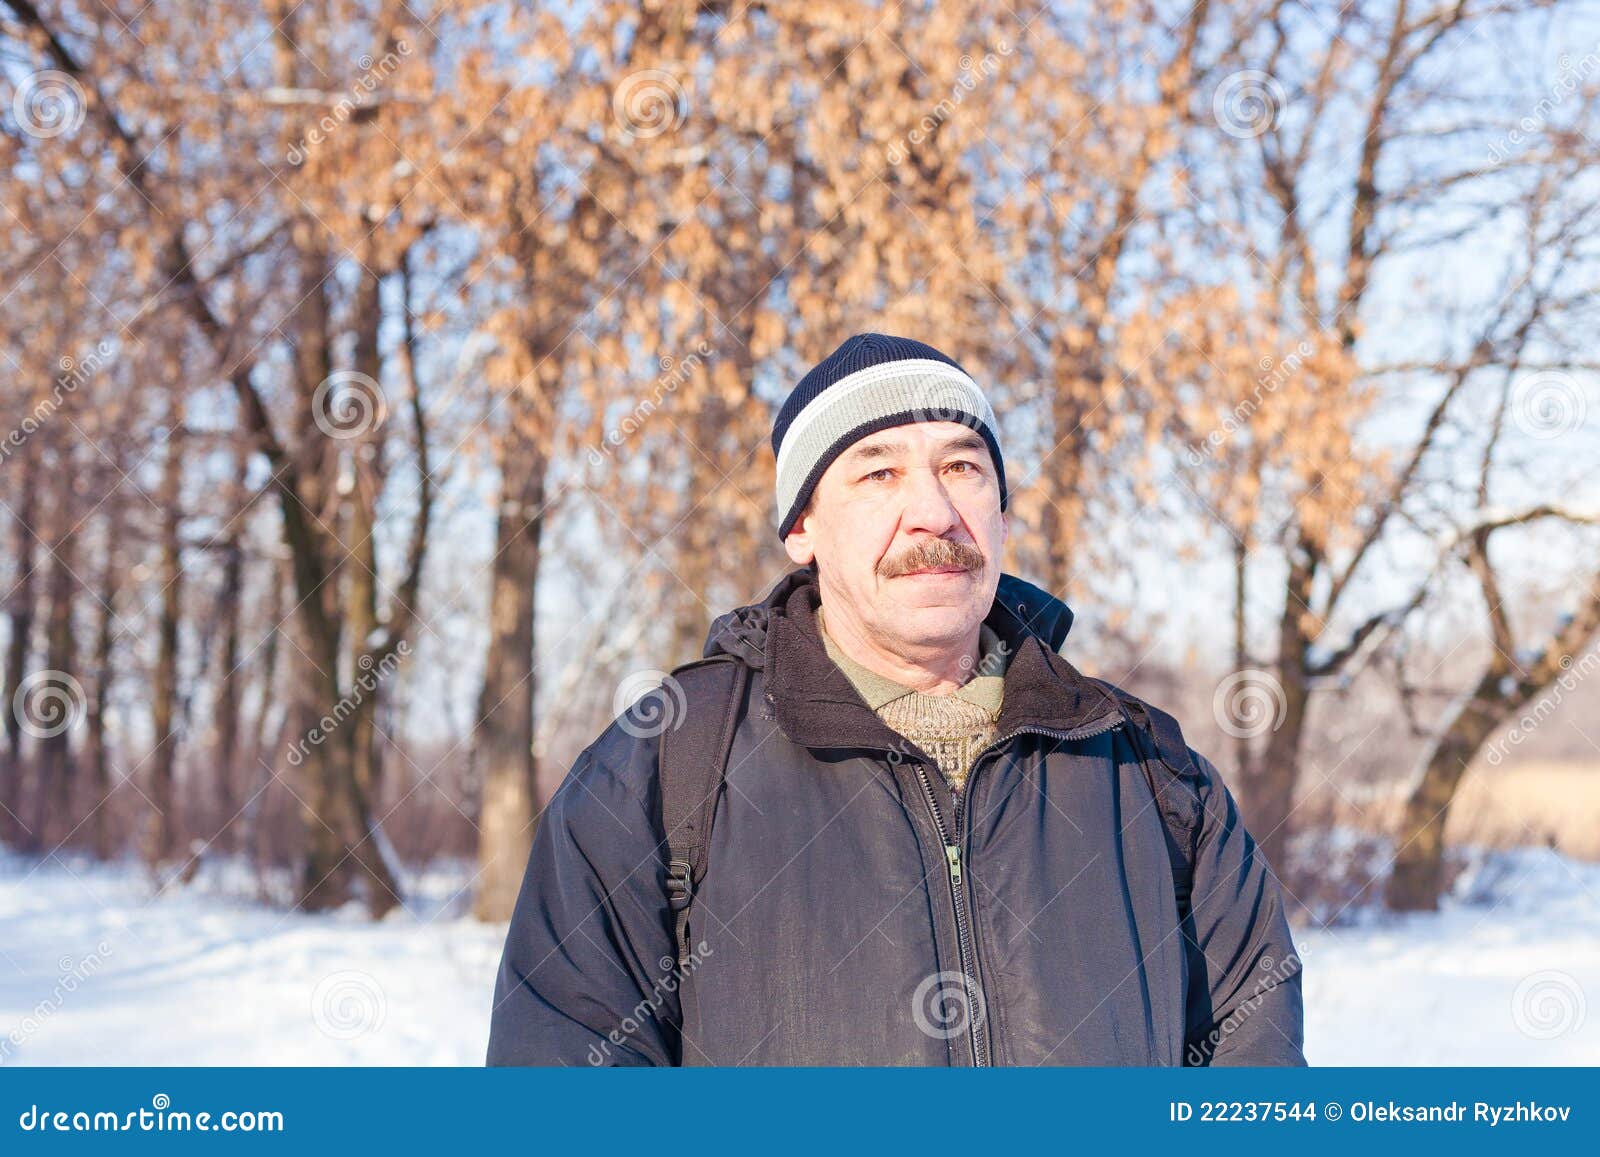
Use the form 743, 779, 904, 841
757, 566, 1118, 754
816, 603, 1008, 714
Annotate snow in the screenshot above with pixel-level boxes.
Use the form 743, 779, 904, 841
1298, 843, 1600, 1065
1, 841, 1596, 1065
0, 852, 505, 1065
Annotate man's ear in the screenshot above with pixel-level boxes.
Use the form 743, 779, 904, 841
783, 525, 815, 566
783, 503, 815, 566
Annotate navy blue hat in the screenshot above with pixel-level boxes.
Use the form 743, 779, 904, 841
771, 333, 1008, 540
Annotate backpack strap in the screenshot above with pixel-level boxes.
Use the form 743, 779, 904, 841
658, 655, 750, 970
1088, 678, 1204, 922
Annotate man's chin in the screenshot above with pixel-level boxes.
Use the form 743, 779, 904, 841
889, 572, 973, 607
891, 589, 980, 630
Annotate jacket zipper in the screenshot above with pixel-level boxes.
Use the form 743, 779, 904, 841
912, 710, 1124, 1066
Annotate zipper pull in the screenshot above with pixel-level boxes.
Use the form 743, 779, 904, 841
945, 844, 962, 886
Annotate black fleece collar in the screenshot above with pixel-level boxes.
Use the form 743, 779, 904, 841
760, 566, 1118, 753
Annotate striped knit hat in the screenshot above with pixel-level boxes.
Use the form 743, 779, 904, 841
772, 333, 1007, 540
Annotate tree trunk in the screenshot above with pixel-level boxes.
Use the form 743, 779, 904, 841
345, 260, 385, 806
1383, 671, 1505, 911
3, 480, 39, 849
211, 530, 244, 850
1239, 548, 1317, 883
473, 401, 548, 922
241, 566, 285, 881
87, 532, 118, 860
35, 501, 79, 849
1247, 682, 1309, 888
145, 418, 184, 868
1038, 389, 1090, 602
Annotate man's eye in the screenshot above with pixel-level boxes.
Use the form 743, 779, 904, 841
947, 460, 979, 474
862, 468, 895, 483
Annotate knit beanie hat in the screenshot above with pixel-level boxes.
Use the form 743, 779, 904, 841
771, 333, 1007, 540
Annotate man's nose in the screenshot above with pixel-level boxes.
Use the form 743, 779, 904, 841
900, 467, 962, 535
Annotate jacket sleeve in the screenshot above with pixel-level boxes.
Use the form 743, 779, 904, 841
1179, 748, 1307, 1066
485, 736, 680, 1066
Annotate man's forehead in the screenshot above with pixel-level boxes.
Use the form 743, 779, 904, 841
839, 427, 988, 462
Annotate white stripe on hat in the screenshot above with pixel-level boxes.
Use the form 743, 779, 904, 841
773, 359, 995, 487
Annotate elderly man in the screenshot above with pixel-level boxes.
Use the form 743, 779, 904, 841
488, 332, 1305, 1066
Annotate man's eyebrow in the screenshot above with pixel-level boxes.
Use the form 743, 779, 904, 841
841, 433, 988, 466
841, 439, 906, 463
940, 433, 987, 455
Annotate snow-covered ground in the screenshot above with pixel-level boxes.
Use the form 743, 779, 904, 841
1298, 842, 1600, 1064
1, 841, 1596, 1065
0, 852, 505, 1065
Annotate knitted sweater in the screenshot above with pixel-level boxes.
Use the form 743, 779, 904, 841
817, 603, 1011, 794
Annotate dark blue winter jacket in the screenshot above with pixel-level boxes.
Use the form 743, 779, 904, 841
487, 566, 1305, 1066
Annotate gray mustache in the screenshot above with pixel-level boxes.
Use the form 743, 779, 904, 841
882, 540, 985, 578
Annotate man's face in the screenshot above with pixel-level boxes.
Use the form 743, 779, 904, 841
782, 421, 1008, 651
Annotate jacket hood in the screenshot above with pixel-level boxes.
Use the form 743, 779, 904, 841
701, 564, 1077, 670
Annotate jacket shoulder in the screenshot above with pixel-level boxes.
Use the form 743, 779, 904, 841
557, 657, 749, 825
1080, 675, 1206, 773
549, 704, 668, 830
